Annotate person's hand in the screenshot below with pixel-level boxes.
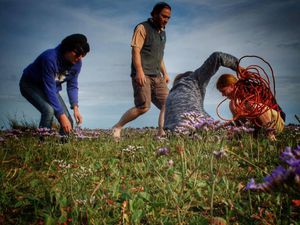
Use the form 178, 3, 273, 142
135, 71, 146, 86
164, 73, 170, 83
73, 106, 83, 125
266, 128, 277, 141
58, 114, 72, 134
268, 133, 277, 141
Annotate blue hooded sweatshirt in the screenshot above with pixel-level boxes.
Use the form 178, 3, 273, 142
22, 45, 81, 118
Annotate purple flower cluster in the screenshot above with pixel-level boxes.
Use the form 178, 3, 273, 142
280, 146, 300, 168
3, 129, 23, 139
246, 145, 300, 192
74, 126, 87, 139
1, 127, 101, 140
74, 126, 100, 140
225, 125, 255, 133
174, 112, 221, 135
156, 147, 170, 156
36, 128, 58, 137
174, 111, 255, 136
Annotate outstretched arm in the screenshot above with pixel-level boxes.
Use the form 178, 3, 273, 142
193, 52, 239, 89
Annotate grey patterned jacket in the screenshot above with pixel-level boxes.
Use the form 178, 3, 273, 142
164, 52, 239, 130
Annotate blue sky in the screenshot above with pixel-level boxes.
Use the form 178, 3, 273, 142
0, 0, 299, 129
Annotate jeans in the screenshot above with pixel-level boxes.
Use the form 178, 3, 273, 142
19, 77, 73, 135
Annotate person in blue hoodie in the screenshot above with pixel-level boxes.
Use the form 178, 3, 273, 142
19, 34, 90, 135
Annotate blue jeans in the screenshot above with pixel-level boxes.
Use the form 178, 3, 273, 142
19, 77, 73, 135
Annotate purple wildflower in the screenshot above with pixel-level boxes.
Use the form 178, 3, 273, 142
285, 158, 300, 168
295, 167, 300, 176
0, 137, 4, 142
280, 146, 300, 168
293, 145, 300, 157
246, 145, 300, 192
74, 126, 88, 139
156, 147, 169, 156
245, 178, 257, 190
262, 166, 286, 184
280, 147, 294, 159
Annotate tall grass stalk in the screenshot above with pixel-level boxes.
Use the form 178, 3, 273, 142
209, 153, 218, 218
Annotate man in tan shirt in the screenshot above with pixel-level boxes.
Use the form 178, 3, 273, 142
112, 2, 171, 139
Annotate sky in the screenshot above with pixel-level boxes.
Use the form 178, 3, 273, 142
0, 0, 299, 129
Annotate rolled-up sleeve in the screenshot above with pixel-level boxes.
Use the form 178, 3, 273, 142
131, 24, 146, 49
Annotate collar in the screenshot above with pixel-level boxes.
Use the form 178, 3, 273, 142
148, 18, 165, 32
56, 45, 73, 69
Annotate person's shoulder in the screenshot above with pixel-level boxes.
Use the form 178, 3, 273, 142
134, 23, 146, 32
135, 19, 151, 29
136, 19, 148, 26
132, 23, 147, 39
34, 48, 59, 70
39, 48, 58, 62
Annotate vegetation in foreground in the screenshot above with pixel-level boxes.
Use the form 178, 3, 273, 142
0, 123, 299, 224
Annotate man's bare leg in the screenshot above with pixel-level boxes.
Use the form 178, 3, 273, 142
112, 107, 148, 139
157, 105, 166, 137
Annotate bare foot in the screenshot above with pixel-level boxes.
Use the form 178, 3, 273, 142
112, 126, 122, 141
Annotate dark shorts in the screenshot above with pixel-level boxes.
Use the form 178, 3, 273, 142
132, 75, 169, 110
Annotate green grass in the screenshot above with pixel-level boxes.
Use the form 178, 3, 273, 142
0, 126, 299, 224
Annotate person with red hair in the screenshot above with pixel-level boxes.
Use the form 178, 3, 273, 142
164, 51, 285, 140
216, 73, 285, 140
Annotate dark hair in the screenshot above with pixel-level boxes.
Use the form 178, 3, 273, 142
60, 33, 90, 56
151, 2, 171, 17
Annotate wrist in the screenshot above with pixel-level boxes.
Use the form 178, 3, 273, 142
136, 70, 144, 76
72, 104, 79, 110
58, 113, 67, 122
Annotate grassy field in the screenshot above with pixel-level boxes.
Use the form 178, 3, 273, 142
0, 124, 299, 224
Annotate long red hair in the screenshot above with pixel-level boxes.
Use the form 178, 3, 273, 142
216, 74, 237, 91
